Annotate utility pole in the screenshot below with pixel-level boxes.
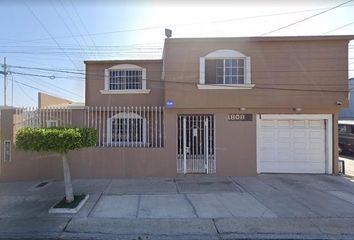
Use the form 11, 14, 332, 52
1, 57, 7, 107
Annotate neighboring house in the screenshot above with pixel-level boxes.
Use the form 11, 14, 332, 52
339, 78, 354, 120
38, 92, 72, 109
0, 35, 353, 181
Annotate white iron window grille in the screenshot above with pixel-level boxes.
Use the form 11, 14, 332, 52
109, 70, 143, 90
85, 106, 164, 148
108, 112, 147, 147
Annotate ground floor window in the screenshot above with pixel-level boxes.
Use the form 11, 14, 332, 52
108, 112, 146, 146
84, 106, 164, 148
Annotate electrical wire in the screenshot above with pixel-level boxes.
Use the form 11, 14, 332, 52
20, 74, 83, 99
24, 1, 80, 69
9, 71, 56, 79
8, 70, 350, 93
15, 81, 37, 104
58, 0, 91, 54
261, 0, 354, 35
69, 0, 98, 58
323, 20, 354, 34
8, 65, 354, 77
2, 4, 354, 45
50, 0, 90, 60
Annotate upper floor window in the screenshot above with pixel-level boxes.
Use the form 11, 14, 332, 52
109, 69, 142, 90
101, 64, 150, 94
199, 49, 253, 89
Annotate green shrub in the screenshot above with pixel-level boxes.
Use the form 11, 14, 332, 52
16, 128, 97, 153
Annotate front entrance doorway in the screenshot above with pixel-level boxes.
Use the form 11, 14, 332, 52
177, 114, 215, 174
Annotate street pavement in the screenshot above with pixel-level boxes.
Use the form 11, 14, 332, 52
0, 175, 354, 239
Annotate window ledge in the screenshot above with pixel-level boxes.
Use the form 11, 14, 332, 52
197, 84, 255, 90
100, 89, 151, 94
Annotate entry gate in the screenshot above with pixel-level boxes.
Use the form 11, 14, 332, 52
177, 115, 215, 174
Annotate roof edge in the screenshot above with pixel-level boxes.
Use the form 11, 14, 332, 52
165, 35, 354, 43
84, 59, 162, 64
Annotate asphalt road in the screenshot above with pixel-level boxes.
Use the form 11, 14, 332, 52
1, 175, 354, 239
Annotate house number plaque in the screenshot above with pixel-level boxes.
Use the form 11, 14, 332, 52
227, 114, 253, 121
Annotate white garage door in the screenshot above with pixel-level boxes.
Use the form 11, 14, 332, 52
258, 118, 326, 173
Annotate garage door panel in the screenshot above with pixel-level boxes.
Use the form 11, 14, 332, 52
277, 120, 291, 127
277, 130, 291, 138
261, 152, 276, 162
278, 142, 291, 150
262, 120, 275, 127
293, 130, 306, 138
309, 130, 324, 138
262, 129, 275, 137
260, 162, 325, 174
293, 154, 308, 162
261, 142, 276, 150
293, 142, 307, 150
308, 152, 324, 160
293, 120, 306, 128
259, 118, 326, 174
309, 120, 324, 128
309, 142, 324, 150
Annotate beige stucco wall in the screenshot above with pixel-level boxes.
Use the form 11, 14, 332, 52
0, 108, 340, 181
38, 92, 72, 108
85, 60, 164, 107
164, 38, 350, 109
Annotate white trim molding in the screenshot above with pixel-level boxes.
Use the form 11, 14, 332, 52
100, 89, 151, 94
204, 49, 246, 58
199, 49, 251, 87
106, 112, 147, 146
256, 114, 333, 174
197, 84, 255, 90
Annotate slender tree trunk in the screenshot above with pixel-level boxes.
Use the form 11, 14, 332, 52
61, 153, 74, 203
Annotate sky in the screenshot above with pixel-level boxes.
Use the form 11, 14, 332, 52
0, 0, 354, 107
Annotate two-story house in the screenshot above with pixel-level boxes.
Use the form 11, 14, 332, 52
0, 35, 353, 181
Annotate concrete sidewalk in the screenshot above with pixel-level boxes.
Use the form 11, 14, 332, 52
0, 175, 354, 239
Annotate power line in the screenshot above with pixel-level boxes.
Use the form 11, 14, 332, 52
9, 71, 55, 79
261, 0, 354, 36
8, 64, 354, 78
69, 0, 99, 59
20, 74, 83, 99
8, 69, 350, 93
50, 0, 89, 60
15, 81, 37, 104
2, 4, 354, 45
323, 20, 354, 34
24, 1, 80, 69
58, 0, 92, 57
14, 79, 54, 96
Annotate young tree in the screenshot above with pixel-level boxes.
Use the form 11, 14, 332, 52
16, 128, 97, 203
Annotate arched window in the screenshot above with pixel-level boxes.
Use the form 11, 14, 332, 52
199, 49, 252, 89
107, 112, 147, 146
102, 64, 149, 94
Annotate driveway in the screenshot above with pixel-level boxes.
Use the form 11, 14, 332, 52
0, 174, 354, 239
